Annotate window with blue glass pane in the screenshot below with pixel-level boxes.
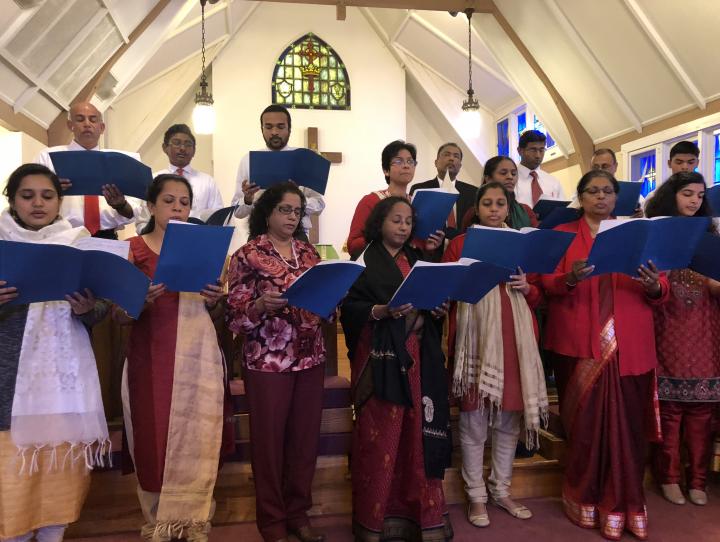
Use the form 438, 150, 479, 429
533, 115, 556, 148
715, 134, 720, 185
517, 112, 526, 137
497, 119, 509, 156
631, 150, 657, 196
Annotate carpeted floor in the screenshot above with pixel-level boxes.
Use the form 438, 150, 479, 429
71, 487, 720, 542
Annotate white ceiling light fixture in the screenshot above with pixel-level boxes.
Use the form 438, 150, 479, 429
192, 0, 216, 135
461, 8, 480, 113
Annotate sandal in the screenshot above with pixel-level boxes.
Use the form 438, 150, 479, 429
467, 503, 490, 528
492, 498, 533, 520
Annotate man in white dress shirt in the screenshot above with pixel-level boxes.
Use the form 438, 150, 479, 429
34, 101, 142, 238
514, 130, 565, 207
135, 124, 224, 233
232, 105, 325, 242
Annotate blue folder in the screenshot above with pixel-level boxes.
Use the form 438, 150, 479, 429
539, 207, 580, 229
587, 217, 710, 276
461, 226, 576, 274
249, 148, 331, 194
389, 261, 469, 310
205, 205, 238, 226
0, 240, 149, 318
614, 181, 644, 216
705, 185, 720, 216
451, 259, 514, 304
153, 222, 234, 292
533, 198, 571, 221
411, 189, 459, 239
285, 260, 365, 318
690, 232, 720, 280
49, 151, 153, 200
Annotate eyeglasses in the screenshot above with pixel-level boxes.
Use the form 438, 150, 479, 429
390, 158, 418, 167
583, 187, 616, 196
169, 139, 195, 149
275, 205, 304, 217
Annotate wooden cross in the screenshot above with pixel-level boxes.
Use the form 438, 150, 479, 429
306, 127, 342, 244
307, 127, 343, 164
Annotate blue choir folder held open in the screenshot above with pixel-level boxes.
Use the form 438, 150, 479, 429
411, 188, 459, 239
249, 148, 331, 194
690, 232, 720, 280
0, 240, 149, 318
539, 207, 581, 229
460, 226, 575, 274
284, 260, 365, 318
49, 151, 153, 200
532, 198, 571, 221
587, 216, 710, 276
614, 181, 644, 216
153, 221, 234, 292
705, 185, 720, 216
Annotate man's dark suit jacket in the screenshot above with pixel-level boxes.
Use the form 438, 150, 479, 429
410, 177, 477, 240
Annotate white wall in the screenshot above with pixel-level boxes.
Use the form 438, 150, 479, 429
0, 130, 47, 213
212, 4, 405, 252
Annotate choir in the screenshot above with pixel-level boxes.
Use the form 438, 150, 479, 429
1, 104, 719, 542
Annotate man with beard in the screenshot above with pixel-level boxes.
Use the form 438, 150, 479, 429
232, 105, 325, 242
34, 101, 141, 239
409, 142, 476, 240
135, 124, 224, 232
514, 130, 564, 208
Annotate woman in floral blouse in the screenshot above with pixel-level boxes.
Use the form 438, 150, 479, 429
226, 182, 327, 542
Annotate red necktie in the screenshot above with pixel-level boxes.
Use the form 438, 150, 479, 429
176, 168, 185, 177
84, 195, 101, 235
530, 171, 543, 206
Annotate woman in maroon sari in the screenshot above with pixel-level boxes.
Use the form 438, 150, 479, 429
341, 196, 452, 541
540, 170, 670, 540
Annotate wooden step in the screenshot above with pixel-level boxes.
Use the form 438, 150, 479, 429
67, 452, 561, 539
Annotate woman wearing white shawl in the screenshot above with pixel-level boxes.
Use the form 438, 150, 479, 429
0, 164, 109, 542
442, 182, 548, 529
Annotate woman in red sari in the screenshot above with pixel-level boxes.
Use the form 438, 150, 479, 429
117, 174, 226, 542
540, 170, 669, 540
346, 140, 442, 258
341, 196, 452, 541
645, 172, 720, 506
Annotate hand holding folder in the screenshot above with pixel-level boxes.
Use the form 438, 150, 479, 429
153, 221, 234, 292
49, 151, 153, 200
0, 239, 149, 318
249, 149, 331, 194
587, 216, 710, 276
284, 260, 365, 318
461, 226, 575, 273
411, 188, 459, 239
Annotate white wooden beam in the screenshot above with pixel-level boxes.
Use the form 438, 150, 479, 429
545, 0, 642, 133
410, 11, 514, 90
622, 0, 705, 110
391, 10, 412, 42
165, 2, 228, 41
359, 7, 406, 68
100, 0, 129, 43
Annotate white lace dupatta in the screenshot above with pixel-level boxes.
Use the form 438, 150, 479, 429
0, 210, 110, 473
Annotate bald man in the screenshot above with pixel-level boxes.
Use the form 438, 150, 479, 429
34, 101, 142, 238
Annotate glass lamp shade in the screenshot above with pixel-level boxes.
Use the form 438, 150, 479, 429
192, 102, 216, 135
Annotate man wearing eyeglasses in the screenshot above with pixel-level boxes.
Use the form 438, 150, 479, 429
34, 101, 142, 239
409, 142, 476, 240
232, 105, 325, 243
135, 124, 224, 233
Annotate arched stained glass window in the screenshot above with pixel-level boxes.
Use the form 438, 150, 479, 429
271, 33, 350, 110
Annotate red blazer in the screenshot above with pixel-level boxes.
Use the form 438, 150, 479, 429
538, 218, 670, 376
346, 191, 383, 258
442, 233, 542, 361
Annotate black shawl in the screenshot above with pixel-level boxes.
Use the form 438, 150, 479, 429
340, 241, 452, 479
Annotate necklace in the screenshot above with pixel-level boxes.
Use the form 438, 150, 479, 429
268, 236, 300, 269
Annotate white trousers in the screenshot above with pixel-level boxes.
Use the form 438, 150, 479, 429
459, 409, 521, 503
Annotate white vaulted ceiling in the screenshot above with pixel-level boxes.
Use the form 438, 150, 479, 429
0, 0, 719, 156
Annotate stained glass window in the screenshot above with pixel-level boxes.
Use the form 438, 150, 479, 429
271, 33, 350, 110
533, 115, 555, 148
631, 150, 657, 196
497, 118, 509, 156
